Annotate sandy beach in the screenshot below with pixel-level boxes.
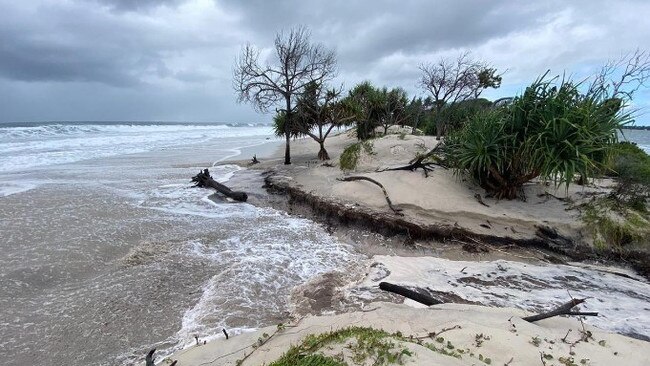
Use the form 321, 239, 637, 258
158, 128, 650, 365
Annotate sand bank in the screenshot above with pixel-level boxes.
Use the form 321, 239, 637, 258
243, 128, 648, 275
170, 301, 648, 365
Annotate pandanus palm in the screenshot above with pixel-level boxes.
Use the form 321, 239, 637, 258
447, 74, 629, 199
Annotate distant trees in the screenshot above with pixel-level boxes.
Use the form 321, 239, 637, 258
233, 26, 337, 164
344, 82, 412, 139
405, 96, 434, 134
419, 52, 502, 139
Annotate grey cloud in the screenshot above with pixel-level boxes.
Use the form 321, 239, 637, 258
89, 0, 185, 12
0, 0, 648, 124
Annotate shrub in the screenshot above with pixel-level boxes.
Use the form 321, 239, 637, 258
606, 141, 650, 211
446, 74, 629, 199
340, 143, 361, 171
339, 142, 373, 171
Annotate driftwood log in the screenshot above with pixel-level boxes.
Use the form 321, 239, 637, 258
379, 282, 442, 306
192, 169, 248, 202
521, 298, 598, 322
337, 176, 403, 215
145, 349, 155, 366
379, 282, 597, 323
146, 348, 178, 366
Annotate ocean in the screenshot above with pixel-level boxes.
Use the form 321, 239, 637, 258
620, 128, 650, 153
1, 123, 649, 365
0, 122, 360, 365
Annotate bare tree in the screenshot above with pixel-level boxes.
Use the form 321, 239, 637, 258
233, 26, 337, 164
419, 52, 501, 139
588, 49, 650, 101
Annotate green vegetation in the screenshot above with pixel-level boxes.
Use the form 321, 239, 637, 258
446, 73, 629, 199
578, 142, 650, 250
339, 141, 373, 171
605, 142, 650, 210
268, 327, 412, 366
424, 98, 493, 136
267, 326, 492, 366
272, 82, 357, 161
581, 196, 649, 250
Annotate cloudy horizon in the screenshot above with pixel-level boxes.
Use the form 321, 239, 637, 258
1, 0, 649, 125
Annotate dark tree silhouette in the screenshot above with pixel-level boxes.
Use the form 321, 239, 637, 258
233, 26, 337, 164
419, 52, 502, 139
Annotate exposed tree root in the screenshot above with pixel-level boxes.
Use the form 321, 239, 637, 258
337, 176, 403, 215
378, 144, 446, 178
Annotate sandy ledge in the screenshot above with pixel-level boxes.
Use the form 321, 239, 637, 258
170, 302, 649, 365
235, 128, 648, 276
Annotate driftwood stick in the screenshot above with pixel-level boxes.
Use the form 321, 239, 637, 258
522, 298, 598, 322
192, 169, 248, 202
337, 176, 403, 215
145, 349, 156, 366
379, 282, 442, 306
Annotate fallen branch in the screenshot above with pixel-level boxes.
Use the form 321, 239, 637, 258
379, 282, 442, 306
522, 298, 598, 322
378, 144, 447, 177
192, 168, 248, 202
337, 176, 403, 215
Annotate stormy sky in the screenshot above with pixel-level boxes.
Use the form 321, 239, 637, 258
0, 0, 649, 124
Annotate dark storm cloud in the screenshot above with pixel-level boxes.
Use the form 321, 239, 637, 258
0, 0, 648, 123
221, 0, 540, 61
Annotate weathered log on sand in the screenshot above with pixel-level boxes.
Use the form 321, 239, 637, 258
522, 298, 598, 322
379, 282, 598, 322
379, 282, 442, 306
192, 169, 248, 202
337, 176, 403, 215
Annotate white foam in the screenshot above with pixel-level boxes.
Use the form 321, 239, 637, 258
0, 181, 38, 197
0, 124, 273, 172
171, 215, 360, 356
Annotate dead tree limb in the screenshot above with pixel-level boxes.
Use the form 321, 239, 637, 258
192, 169, 248, 202
379, 144, 447, 177
337, 176, 403, 215
379, 282, 442, 306
522, 298, 598, 322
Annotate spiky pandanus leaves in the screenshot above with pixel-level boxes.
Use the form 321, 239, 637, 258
447, 74, 630, 199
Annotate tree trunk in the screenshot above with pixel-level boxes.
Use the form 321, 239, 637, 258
318, 141, 330, 160
284, 99, 292, 165
434, 104, 443, 140
191, 169, 248, 202
284, 132, 291, 165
